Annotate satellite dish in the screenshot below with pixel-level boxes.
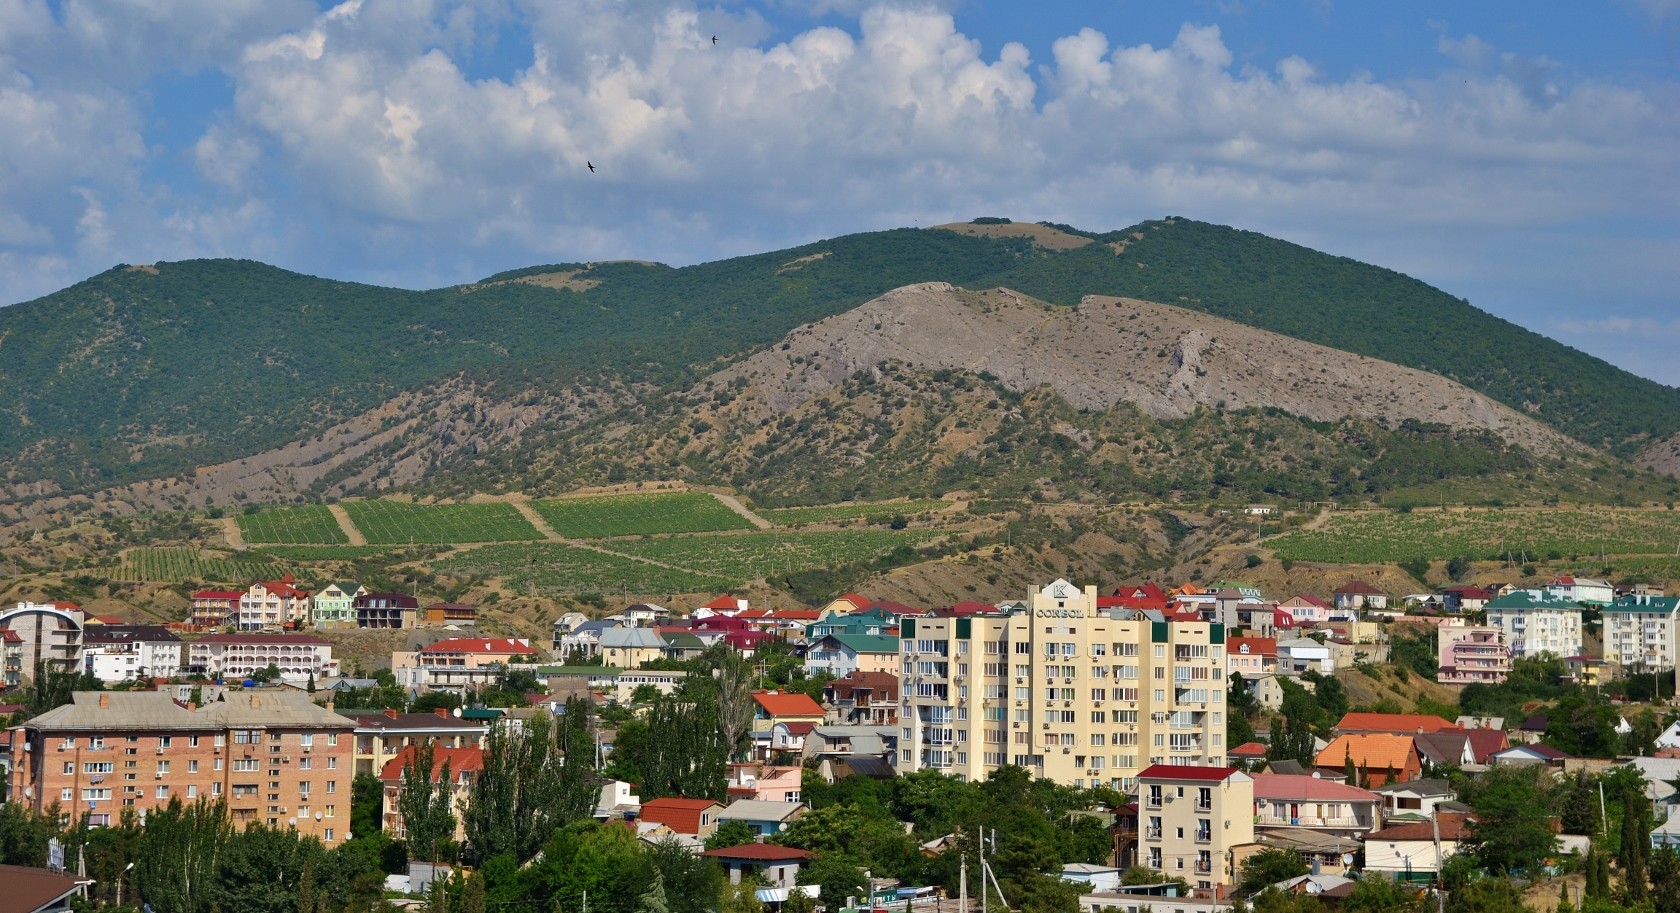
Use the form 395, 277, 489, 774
1341, 853, 1354, 866
453, 708, 463, 717
316, 811, 323, 820
290, 818, 298, 827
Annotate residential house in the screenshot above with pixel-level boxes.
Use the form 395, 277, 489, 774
0, 863, 93, 913
1564, 655, 1613, 687
189, 591, 242, 629
0, 603, 85, 674
752, 691, 825, 760
1276, 638, 1332, 674
1369, 779, 1456, 820
1545, 575, 1615, 606
1439, 585, 1494, 614
599, 627, 666, 669
1436, 626, 1511, 684
822, 670, 899, 726
1332, 581, 1388, 612
1250, 774, 1381, 838
1363, 814, 1471, 883
378, 745, 484, 843
1, 629, 23, 688
1134, 765, 1255, 891
7, 689, 355, 843
658, 630, 708, 662
1228, 742, 1269, 768
81, 625, 183, 682
804, 633, 899, 677
391, 638, 542, 692
727, 763, 803, 803
1334, 714, 1457, 737
806, 606, 898, 640
1227, 637, 1277, 678
1488, 744, 1569, 768
1277, 595, 1335, 627
312, 584, 364, 630
801, 725, 898, 782
236, 575, 313, 631
186, 633, 339, 682
699, 844, 810, 889
1485, 591, 1585, 659
1315, 734, 1422, 787
422, 603, 478, 626
1251, 673, 1312, 712
342, 709, 490, 776
553, 618, 617, 660
637, 797, 724, 840
355, 592, 418, 630
611, 670, 688, 703
1602, 593, 1680, 674
1107, 582, 1170, 613
718, 799, 807, 837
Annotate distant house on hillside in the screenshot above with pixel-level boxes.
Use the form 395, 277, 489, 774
1332, 581, 1388, 612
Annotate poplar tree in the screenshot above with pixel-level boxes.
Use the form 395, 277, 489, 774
464, 700, 597, 864
398, 739, 457, 865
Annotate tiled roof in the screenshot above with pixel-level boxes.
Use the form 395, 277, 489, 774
1336, 713, 1455, 734
1251, 774, 1379, 802
639, 797, 725, 835
1228, 637, 1277, 656
377, 745, 486, 782
420, 637, 539, 655
1288, 594, 1332, 609
777, 721, 816, 736
1137, 764, 1239, 782
1229, 742, 1269, 757
1316, 734, 1419, 772
83, 625, 181, 645
753, 691, 825, 717
1366, 813, 1471, 842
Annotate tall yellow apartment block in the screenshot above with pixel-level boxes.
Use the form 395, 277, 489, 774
896, 579, 1228, 789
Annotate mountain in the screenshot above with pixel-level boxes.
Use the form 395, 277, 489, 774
2, 218, 1677, 512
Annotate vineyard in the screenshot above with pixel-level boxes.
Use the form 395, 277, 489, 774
341, 500, 543, 545
112, 548, 288, 584
436, 543, 730, 596
759, 499, 951, 527
601, 529, 942, 581
1268, 508, 1680, 564
248, 545, 422, 562
529, 492, 755, 538
236, 505, 349, 545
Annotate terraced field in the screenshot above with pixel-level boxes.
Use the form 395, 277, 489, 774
236, 505, 349, 544
341, 500, 542, 545
603, 529, 941, 580
436, 543, 730, 595
1268, 507, 1680, 564
112, 547, 288, 583
249, 545, 420, 562
759, 499, 951, 527
530, 492, 754, 538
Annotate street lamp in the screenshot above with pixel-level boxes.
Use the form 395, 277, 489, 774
117, 861, 134, 907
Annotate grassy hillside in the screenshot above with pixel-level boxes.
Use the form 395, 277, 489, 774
4, 217, 1678, 502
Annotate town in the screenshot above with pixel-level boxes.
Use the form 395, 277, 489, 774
1, 569, 1676, 913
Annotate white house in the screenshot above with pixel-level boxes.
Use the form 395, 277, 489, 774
1362, 814, 1469, 883
1658, 720, 1680, 751
1277, 637, 1334, 674
81, 625, 183, 682
1484, 591, 1584, 659
1544, 575, 1615, 607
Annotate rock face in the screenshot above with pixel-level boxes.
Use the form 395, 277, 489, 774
717, 283, 1582, 456
1635, 434, 1680, 476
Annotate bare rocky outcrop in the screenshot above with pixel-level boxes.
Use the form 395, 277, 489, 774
714, 283, 1582, 456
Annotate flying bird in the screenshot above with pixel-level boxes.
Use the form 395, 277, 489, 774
587, 161, 595, 173
712, 35, 718, 45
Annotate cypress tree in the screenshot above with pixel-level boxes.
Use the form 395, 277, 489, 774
1623, 789, 1650, 902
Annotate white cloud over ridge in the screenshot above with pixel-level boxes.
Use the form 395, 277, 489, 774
1, 0, 1677, 380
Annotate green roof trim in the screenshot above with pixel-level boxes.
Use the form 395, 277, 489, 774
1484, 591, 1584, 611
825, 633, 900, 654
1607, 595, 1680, 614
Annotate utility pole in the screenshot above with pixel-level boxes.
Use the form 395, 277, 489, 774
959, 829, 969, 913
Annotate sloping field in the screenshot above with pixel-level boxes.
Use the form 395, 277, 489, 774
341, 500, 542, 545
112, 547, 287, 584
529, 492, 755, 538
436, 543, 729, 596
759, 499, 950, 527
601, 529, 941, 580
1268, 507, 1680, 564
236, 505, 349, 544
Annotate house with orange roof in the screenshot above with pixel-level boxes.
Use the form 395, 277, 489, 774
1334, 713, 1456, 736
699, 595, 749, 616
391, 637, 542, 692
378, 745, 485, 842
638, 796, 725, 839
1316, 734, 1423, 787
751, 691, 826, 760
1227, 637, 1277, 678
818, 594, 872, 617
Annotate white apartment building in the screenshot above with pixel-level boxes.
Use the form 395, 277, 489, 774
895, 579, 1228, 790
186, 634, 340, 682
82, 625, 184, 682
1484, 591, 1583, 659
1603, 593, 1680, 672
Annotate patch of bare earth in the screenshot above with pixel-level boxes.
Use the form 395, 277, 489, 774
931, 221, 1094, 251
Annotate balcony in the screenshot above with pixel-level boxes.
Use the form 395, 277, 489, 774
1195, 860, 1212, 874
1194, 831, 1211, 844
1255, 814, 1363, 829
1145, 826, 1162, 839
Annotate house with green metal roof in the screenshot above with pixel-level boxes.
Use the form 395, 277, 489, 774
1484, 590, 1583, 659
805, 632, 898, 677
1603, 593, 1680, 672
660, 630, 708, 662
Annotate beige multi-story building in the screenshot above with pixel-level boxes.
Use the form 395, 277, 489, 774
895, 579, 1228, 790
7, 690, 355, 844
1135, 764, 1254, 891
1603, 594, 1680, 673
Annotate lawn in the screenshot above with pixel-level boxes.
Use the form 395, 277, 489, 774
236, 505, 349, 545
529, 492, 755, 538
340, 500, 543, 545
1268, 507, 1680, 564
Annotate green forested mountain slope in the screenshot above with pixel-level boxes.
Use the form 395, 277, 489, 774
1, 218, 1675, 499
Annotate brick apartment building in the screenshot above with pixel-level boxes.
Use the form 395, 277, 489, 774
8, 690, 357, 844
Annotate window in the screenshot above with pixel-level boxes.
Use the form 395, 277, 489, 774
215, 734, 226, 747
212, 782, 222, 796
325, 805, 335, 818
327, 733, 338, 746
189, 736, 201, 748
81, 788, 113, 801
187, 785, 198, 798
82, 762, 113, 774
159, 736, 172, 750
234, 759, 260, 772
157, 786, 170, 798
327, 757, 337, 769
299, 758, 312, 770
189, 760, 198, 773
213, 758, 224, 771
61, 788, 73, 802
300, 734, 314, 747
88, 737, 106, 750
156, 761, 170, 774
323, 829, 335, 842
63, 762, 74, 775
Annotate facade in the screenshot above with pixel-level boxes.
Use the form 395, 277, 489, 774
1276, 638, 1332, 674
1, 629, 22, 688
81, 625, 184, 683
751, 691, 825, 761
717, 799, 807, 837
1363, 814, 1470, 883
804, 633, 899, 677
1545, 576, 1615, 606
0, 603, 85, 675
1484, 591, 1584, 659
1315, 734, 1422, 787
1603, 594, 1680, 672
343, 710, 489, 776
638, 797, 725, 839
391, 638, 542, 692
7, 690, 355, 843
186, 634, 339, 682
236, 576, 313, 631
823, 670, 899, 726
1226, 637, 1276, 678
598, 628, 665, 669
354, 592, 418, 630
1250, 773, 1380, 837
1332, 582, 1388, 611
726, 763, 803, 803
895, 580, 1228, 790
1135, 765, 1254, 891
423, 603, 478, 626
311, 584, 363, 630
1435, 625, 1511, 684
378, 745, 484, 843
189, 591, 242, 628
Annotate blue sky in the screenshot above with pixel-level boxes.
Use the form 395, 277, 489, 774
2, 0, 1677, 382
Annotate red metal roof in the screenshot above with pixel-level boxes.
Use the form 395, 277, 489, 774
1137, 764, 1239, 782
420, 637, 539, 655
700, 844, 811, 861
753, 691, 825, 717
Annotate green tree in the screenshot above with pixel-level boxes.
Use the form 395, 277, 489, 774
350, 773, 384, 843
1445, 877, 1532, 913
1446, 556, 1472, 581
1268, 682, 1318, 766
798, 853, 867, 913
398, 739, 457, 865
646, 836, 727, 913
1464, 764, 1559, 874
1651, 845, 1680, 913
134, 797, 231, 913
464, 702, 597, 864
1238, 847, 1308, 897
1341, 874, 1424, 913
1621, 788, 1651, 903
706, 820, 758, 851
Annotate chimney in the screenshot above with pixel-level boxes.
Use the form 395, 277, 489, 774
435, 708, 451, 718
385, 708, 399, 719
98, 693, 109, 709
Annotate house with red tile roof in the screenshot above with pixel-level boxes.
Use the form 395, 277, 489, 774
752, 690, 826, 760
1135, 765, 1254, 889
1227, 637, 1277, 678
1335, 713, 1456, 736
701, 595, 750, 615
378, 745, 485, 842
1250, 773, 1381, 837
1315, 734, 1423, 787
1106, 582, 1170, 612
639, 797, 726, 838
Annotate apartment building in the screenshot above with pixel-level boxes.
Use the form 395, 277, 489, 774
0, 603, 85, 674
895, 579, 1228, 790
342, 709, 490, 776
7, 690, 356, 844
1484, 591, 1583, 659
1135, 765, 1254, 891
378, 745, 484, 842
82, 625, 184, 683
312, 583, 364, 630
1602, 594, 1680, 672
391, 638, 541, 692
186, 634, 339, 683
236, 576, 313, 631
189, 590, 242, 629
354, 592, 418, 630
1436, 625, 1511, 684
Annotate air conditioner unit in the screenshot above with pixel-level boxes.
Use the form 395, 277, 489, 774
1062, 747, 1071, 754
155, 772, 163, 778
1042, 723, 1050, 730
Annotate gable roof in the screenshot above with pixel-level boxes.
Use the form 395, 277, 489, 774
1228, 637, 1277, 656
1336, 712, 1455, 734
822, 633, 899, 654
753, 691, 825, 717
0, 863, 93, 913
1366, 813, 1472, 842
638, 797, 725, 835
1251, 774, 1380, 803
377, 745, 486, 782
699, 844, 811, 862
420, 637, 539, 655
1316, 733, 1419, 772
1229, 742, 1270, 758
